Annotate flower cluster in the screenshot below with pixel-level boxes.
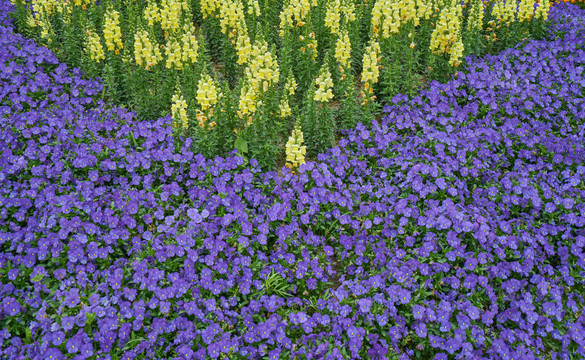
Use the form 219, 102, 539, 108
361, 39, 380, 104
314, 64, 334, 102
133, 29, 162, 70
104, 8, 123, 54
279, 0, 317, 35
180, 23, 199, 65
171, 89, 189, 129
325, 0, 341, 34
334, 30, 352, 70
285, 124, 307, 172
491, 0, 518, 24
218, 0, 246, 39
430, 0, 464, 66
165, 37, 183, 70
518, 0, 536, 21
467, 0, 484, 31
85, 28, 105, 63
143, 0, 161, 26
371, 0, 427, 38
196, 73, 221, 112
159, 0, 188, 34
200, 0, 220, 19
243, 40, 280, 93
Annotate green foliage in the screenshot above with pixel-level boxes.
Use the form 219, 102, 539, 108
9, 0, 553, 170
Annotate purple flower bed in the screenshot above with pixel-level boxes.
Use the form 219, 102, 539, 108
1, 1, 585, 359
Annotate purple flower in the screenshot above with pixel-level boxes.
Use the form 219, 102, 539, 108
415, 324, 427, 338
2, 297, 21, 316
66, 337, 80, 354
62, 316, 75, 331
413, 304, 425, 320
467, 305, 480, 320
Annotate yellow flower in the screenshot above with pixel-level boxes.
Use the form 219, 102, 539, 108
171, 89, 189, 129
285, 73, 298, 96
518, 0, 535, 21
238, 84, 258, 119
236, 33, 252, 64
197, 74, 221, 112
429, 0, 463, 62
334, 30, 351, 69
85, 28, 105, 63
165, 38, 183, 70
201, 0, 220, 18
181, 23, 199, 64
314, 65, 334, 102
285, 124, 307, 172
243, 40, 280, 93
325, 0, 342, 35
160, 0, 188, 33
104, 8, 123, 52
134, 29, 162, 69
248, 0, 261, 15
279, 0, 316, 34
467, 0, 484, 31
279, 98, 292, 118
143, 1, 161, 26
361, 40, 380, 85
535, 0, 550, 20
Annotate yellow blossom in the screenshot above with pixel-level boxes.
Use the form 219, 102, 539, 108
181, 23, 199, 64
171, 89, 189, 129
104, 8, 123, 52
361, 40, 380, 85
165, 38, 183, 70
134, 29, 162, 69
314, 65, 334, 102
85, 28, 105, 63
285, 124, 307, 172
334, 30, 352, 69
197, 74, 221, 112
279, 98, 292, 118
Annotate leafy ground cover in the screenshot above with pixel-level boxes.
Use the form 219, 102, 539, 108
1, 0, 585, 359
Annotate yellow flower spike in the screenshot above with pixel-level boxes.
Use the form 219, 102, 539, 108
361, 39, 380, 85
165, 38, 183, 70
518, 0, 535, 21
285, 73, 298, 96
242, 40, 280, 94
201, 0, 220, 18
134, 29, 161, 69
467, 0, 484, 31
171, 89, 189, 129
285, 124, 307, 172
334, 30, 352, 69
325, 0, 342, 35
85, 28, 105, 63
143, 1, 161, 26
197, 74, 221, 112
279, 98, 292, 118
535, 0, 550, 20
238, 84, 258, 119
181, 24, 199, 64
279, 0, 315, 35
314, 64, 334, 102
104, 8, 123, 52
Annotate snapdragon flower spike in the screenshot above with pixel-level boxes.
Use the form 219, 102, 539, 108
1, 1, 585, 359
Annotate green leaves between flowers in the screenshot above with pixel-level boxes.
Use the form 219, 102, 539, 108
255, 270, 292, 298
234, 136, 248, 155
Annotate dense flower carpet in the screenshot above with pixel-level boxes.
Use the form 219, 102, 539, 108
1, 0, 585, 359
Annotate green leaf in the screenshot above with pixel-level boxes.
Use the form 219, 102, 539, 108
234, 137, 248, 154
